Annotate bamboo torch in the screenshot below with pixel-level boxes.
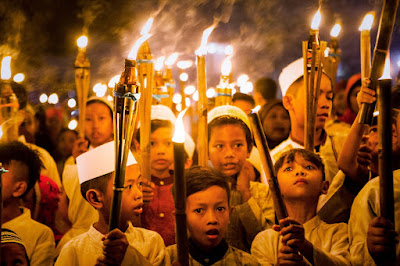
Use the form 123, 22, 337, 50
196, 25, 215, 167
74, 35, 90, 138
249, 106, 288, 221
0, 164, 8, 262
163, 53, 179, 108
153, 56, 168, 105
215, 56, 233, 106
109, 33, 150, 231
137, 18, 154, 183
359, 13, 375, 81
172, 109, 189, 266
324, 23, 341, 89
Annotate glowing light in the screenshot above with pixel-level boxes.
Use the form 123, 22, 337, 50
173, 93, 182, 104
237, 74, 249, 87
127, 34, 152, 60
0, 126, 2, 139
96, 84, 108, 97
207, 44, 217, 54
48, 93, 59, 104
39, 93, 48, 103
107, 95, 113, 102
206, 88, 216, 98
67, 98, 77, 108
155, 56, 166, 71
172, 108, 188, 143
77, 36, 88, 48
225, 45, 234, 56
108, 75, 121, 88
324, 48, 330, 57
330, 24, 341, 37
359, 12, 375, 31
13, 73, 25, 83
397, 60, 400, 68
252, 105, 261, 113
311, 9, 321, 30
177, 60, 193, 69
179, 73, 188, 82
241, 81, 253, 93
185, 97, 191, 107
232, 88, 237, 95
1, 56, 12, 80
176, 103, 182, 112
380, 55, 391, 80
221, 57, 232, 76
68, 119, 78, 130
373, 110, 379, 117
165, 53, 179, 66
196, 25, 216, 56
93, 83, 102, 93
140, 17, 154, 35
192, 90, 199, 102
184, 85, 196, 95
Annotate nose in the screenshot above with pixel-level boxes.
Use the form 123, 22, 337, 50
318, 93, 331, 110
295, 170, 306, 176
206, 210, 218, 225
133, 184, 143, 201
224, 146, 234, 158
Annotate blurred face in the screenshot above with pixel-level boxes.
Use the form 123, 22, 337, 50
186, 186, 230, 251
233, 100, 254, 115
1, 243, 29, 266
57, 131, 78, 158
150, 127, 174, 173
333, 89, 346, 116
85, 103, 113, 147
277, 154, 327, 202
2, 161, 28, 202
349, 86, 361, 114
262, 105, 290, 142
367, 124, 400, 160
208, 124, 250, 177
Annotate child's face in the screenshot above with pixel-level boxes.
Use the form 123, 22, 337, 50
277, 154, 327, 202
208, 124, 250, 177
186, 185, 229, 251
150, 127, 174, 172
2, 161, 28, 201
262, 105, 290, 142
85, 103, 113, 147
1, 243, 29, 266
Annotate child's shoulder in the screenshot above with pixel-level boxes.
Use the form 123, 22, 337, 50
226, 245, 261, 265
127, 225, 165, 244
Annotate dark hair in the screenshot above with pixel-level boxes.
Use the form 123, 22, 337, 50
371, 108, 400, 127
232, 93, 255, 106
255, 77, 278, 100
274, 148, 325, 181
11, 82, 27, 110
208, 116, 253, 153
86, 99, 113, 119
80, 172, 113, 201
0, 141, 43, 197
58, 128, 79, 140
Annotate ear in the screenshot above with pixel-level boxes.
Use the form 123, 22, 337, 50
282, 95, 294, 111
12, 181, 28, 198
320, 180, 329, 195
86, 189, 105, 210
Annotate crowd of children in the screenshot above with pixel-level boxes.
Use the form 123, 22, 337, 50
1, 55, 400, 266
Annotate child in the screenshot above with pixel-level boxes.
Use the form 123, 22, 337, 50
251, 149, 350, 265
166, 166, 260, 265
0, 141, 55, 266
56, 141, 165, 265
207, 105, 275, 252
136, 104, 194, 246
1, 229, 29, 266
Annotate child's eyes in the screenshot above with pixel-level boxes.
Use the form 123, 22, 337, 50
194, 208, 203, 214
283, 166, 292, 172
305, 165, 315, 170
234, 143, 243, 148
124, 184, 133, 190
216, 206, 226, 212
215, 144, 223, 149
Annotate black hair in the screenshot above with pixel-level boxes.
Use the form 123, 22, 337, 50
255, 77, 278, 100
58, 128, 79, 140
208, 116, 253, 153
86, 99, 113, 119
0, 141, 43, 197
274, 148, 325, 181
232, 92, 255, 106
1, 228, 30, 265
80, 172, 113, 201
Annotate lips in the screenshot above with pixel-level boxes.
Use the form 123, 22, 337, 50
294, 178, 308, 185
155, 159, 168, 164
206, 229, 219, 240
133, 203, 144, 214
222, 163, 236, 170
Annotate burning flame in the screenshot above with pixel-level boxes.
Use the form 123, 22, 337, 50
311, 9, 321, 30
359, 12, 375, 31
140, 17, 154, 35
221, 57, 232, 76
177, 60, 193, 69
179, 73, 188, 82
155, 56, 166, 71
172, 109, 188, 143
225, 45, 234, 56
77, 36, 88, 48
108, 75, 121, 88
127, 34, 151, 60
330, 24, 341, 37
165, 53, 179, 66
237, 74, 249, 87
380, 55, 391, 80
252, 105, 261, 114
0, 126, 3, 139
13, 73, 25, 83
195, 25, 216, 56
1, 56, 12, 80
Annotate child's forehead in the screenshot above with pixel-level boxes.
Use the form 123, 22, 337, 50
211, 122, 246, 134
283, 153, 314, 165
188, 186, 229, 203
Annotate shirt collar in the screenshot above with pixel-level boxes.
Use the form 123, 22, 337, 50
188, 237, 229, 265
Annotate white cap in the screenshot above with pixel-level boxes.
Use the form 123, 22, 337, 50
87, 96, 114, 113
76, 141, 137, 184
208, 105, 251, 131
278, 58, 304, 96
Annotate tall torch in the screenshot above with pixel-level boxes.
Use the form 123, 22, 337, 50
74, 35, 90, 138
359, 12, 374, 81
324, 23, 341, 89
109, 32, 150, 231
215, 56, 233, 106
137, 18, 154, 183
196, 25, 215, 166
163, 53, 179, 108
153, 56, 168, 105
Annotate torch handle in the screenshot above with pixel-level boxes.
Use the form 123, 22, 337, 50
197, 55, 208, 167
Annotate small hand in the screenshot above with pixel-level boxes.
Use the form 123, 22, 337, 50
95, 229, 129, 266
357, 78, 376, 108
236, 161, 254, 202
141, 179, 155, 202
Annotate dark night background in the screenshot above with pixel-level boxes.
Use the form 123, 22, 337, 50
0, 0, 399, 103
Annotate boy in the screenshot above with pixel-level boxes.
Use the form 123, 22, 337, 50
0, 141, 55, 266
251, 149, 350, 265
136, 104, 194, 246
232, 92, 255, 115
166, 166, 260, 265
56, 141, 165, 265
1, 229, 29, 266
207, 105, 275, 252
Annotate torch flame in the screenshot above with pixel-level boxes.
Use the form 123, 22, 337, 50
0, 126, 3, 139
221, 57, 232, 76
225, 45, 234, 56
172, 108, 188, 143
1, 56, 12, 80
330, 24, 341, 37
155, 56, 166, 71
311, 9, 321, 30
140, 17, 154, 35
165, 53, 179, 66
252, 105, 261, 114
77, 35, 88, 48
380, 55, 391, 80
127, 34, 152, 60
177, 60, 193, 69
195, 25, 216, 56
359, 12, 375, 31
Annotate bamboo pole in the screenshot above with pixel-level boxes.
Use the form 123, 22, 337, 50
197, 55, 208, 166
0, 163, 7, 263
360, 29, 372, 81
